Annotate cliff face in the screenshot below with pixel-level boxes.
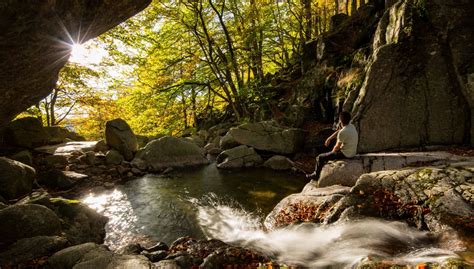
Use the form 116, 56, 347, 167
270, 0, 473, 152
0, 0, 151, 128
350, 0, 473, 152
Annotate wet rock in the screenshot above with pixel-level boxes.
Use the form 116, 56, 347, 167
43, 154, 69, 166
265, 185, 350, 229
153, 259, 182, 269
4, 117, 50, 148
143, 250, 168, 262
46, 198, 108, 245
47, 243, 106, 269
0, 204, 61, 246
118, 243, 143, 255
133, 136, 208, 172
106, 149, 124, 165
146, 242, 169, 252
0, 236, 67, 266
228, 121, 307, 154
216, 145, 263, 169
9, 150, 33, 166
38, 170, 88, 190
131, 157, 148, 171
219, 133, 239, 150
0, 157, 35, 200
263, 155, 294, 170
105, 118, 138, 161
35, 141, 98, 156
322, 164, 474, 237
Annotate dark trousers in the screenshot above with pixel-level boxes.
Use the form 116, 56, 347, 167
313, 151, 345, 179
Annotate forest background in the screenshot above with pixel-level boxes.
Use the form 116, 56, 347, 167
23, 0, 366, 139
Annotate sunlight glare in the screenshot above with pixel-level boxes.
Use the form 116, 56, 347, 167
70, 43, 88, 64
68, 41, 107, 65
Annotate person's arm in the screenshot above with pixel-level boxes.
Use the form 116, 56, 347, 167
332, 141, 342, 152
324, 130, 340, 147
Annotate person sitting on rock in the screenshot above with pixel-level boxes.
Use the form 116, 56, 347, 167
306, 111, 358, 179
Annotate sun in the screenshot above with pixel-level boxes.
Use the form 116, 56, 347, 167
69, 43, 89, 64
68, 42, 107, 65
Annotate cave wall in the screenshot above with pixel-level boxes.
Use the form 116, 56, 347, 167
0, 0, 151, 128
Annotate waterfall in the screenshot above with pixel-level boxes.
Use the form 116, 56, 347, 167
193, 194, 459, 268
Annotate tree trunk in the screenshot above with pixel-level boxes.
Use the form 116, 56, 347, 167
50, 88, 58, 126
303, 0, 312, 41
351, 0, 357, 14
334, 0, 339, 14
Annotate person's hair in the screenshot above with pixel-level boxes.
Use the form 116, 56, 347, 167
339, 111, 351, 125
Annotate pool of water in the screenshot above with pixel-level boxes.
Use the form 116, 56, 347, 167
83, 164, 307, 249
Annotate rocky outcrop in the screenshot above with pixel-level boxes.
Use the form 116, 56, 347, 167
268, 162, 474, 240
263, 155, 295, 171
133, 136, 208, 172
318, 151, 472, 187
0, 157, 35, 200
350, 0, 474, 151
105, 119, 138, 161
216, 145, 263, 169
227, 121, 307, 154
3, 117, 50, 148
0, 0, 151, 128
0, 204, 62, 247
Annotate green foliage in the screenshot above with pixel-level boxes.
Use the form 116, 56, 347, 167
37, 0, 361, 137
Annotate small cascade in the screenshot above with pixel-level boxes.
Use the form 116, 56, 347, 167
193, 194, 461, 268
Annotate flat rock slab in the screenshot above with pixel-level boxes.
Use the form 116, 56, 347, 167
319, 151, 474, 187
35, 141, 99, 156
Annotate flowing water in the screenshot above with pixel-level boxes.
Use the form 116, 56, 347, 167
83, 163, 470, 267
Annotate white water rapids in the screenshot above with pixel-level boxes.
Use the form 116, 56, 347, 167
192, 194, 463, 268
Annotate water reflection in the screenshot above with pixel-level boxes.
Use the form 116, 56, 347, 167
82, 164, 306, 249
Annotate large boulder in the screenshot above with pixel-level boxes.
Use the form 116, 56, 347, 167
265, 184, 351, 229
350, 0, 474, 152
44, 126, 85, 144
0, 157, 35, 200
9, 150, 33, 166
133, 136, 208, 172
0, 236, 68, 266
105, 119, 138, 161
216, 145, 263, 169
38, 170, 88, 190
46, 198, 108, 245
47, 243, 152, 269
0, 0, 152, 128
3, 117, 50, 148
227, 121, 307, 154
323, 163, 474, 238
0, 204, 62, 247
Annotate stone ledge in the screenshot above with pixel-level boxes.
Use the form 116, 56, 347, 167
319, 151, 474, 187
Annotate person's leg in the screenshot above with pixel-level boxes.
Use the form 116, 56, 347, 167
307, 151, 345, 179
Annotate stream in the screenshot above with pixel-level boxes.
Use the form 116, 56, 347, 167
82, 163, 469, 267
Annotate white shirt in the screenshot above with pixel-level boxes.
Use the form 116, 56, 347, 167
337, 123, 358, 158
